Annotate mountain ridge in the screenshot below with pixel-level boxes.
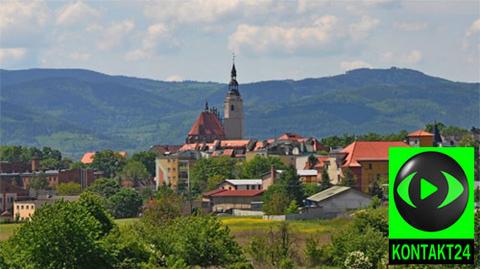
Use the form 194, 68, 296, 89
1, 67, 478, 158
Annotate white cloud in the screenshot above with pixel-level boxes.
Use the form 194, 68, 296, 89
0, 48, 27, 64
125, 23, 177, 61
0, 0, 49, 46
165, 74, 183, 81
349, 16, 380, 41
69, 51, 91, 61
97, 20, 135, 50
466, 18, 480, 37
340, 60, 371, 71
403, 50, 422, 64
394, 21, 428, 31
56, 1, 99, 26
228, 15, 339, 55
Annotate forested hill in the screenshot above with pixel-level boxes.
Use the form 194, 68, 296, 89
1, 67, 478, 158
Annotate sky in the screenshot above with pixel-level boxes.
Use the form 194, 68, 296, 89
1, 0, 479, 83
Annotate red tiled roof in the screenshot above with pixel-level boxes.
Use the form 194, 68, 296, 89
80, 152, 96, 164
278, 132, 304, 141
223, 149, 234, 157
210, 189, 264, 197
341, 141, 409, 167
408, 130, 434, 137
188, 111, 225, 137
305, 156, 330, 169
203, 189, 226, 197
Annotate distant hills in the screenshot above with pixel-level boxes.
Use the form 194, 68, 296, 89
0, 67, 478, 158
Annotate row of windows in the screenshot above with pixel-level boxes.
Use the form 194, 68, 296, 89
167, 167, 176, 172
16, 204, 34, 210
0, 197, 15, 204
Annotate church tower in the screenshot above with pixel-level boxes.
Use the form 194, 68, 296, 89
223, 60, 244, 140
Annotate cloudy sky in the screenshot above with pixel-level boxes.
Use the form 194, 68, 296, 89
1, 0, 479, 83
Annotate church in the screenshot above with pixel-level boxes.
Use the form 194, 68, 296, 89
186, 61, 244, 143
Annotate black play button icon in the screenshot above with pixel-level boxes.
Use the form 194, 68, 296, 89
394, 151, 468, 231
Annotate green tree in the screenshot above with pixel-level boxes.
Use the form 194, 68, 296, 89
0, 200, 113, 268
121, 160, 150, 187
56, 182, 82, 196
262, 185, 290, 215
285, 200, 298, 214
280, 166, 304, 205
320, 168, 331, 191
131, 151, 157, 177
108, 188, 143, 218
340, 168, 357, 187
39, 157, 61, 170
142, 189, 183, 226
30, 172, 49, 192
78, 191, 115, 236
86, 178, 121, 198
190, 156, 238, 194
240, 155, 286, 179
91, 150, 126, 178
369, 179, 384, 200
303, 183, 321, 198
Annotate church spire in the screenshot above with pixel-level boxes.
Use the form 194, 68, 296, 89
231, 52, 237, 79
228, 53, 239, 96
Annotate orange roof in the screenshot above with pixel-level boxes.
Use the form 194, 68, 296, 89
408, 130, 434, 137
305, 156, 330, 169
220, 140, 250, 148
80, 152, 96, 164
277, 132, 304, 141
341, 141, 409, 167
80, 151, 127, 164
222, 149, 234, 157
188, 111, 225, 137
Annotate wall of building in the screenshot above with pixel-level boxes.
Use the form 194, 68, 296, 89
359, 160, 388, 193
14, 202, 36, 221
310, 190, 371, 216
211, 196, 262, 212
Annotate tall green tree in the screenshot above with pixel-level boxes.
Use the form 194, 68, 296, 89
320, 168, 331, 191
91, 150, 126, 178
131, 151, 157, 177
262, 185, 291, 215
86, 178, 121, 198
78, 192, 115, 236
240, 155, 286, 179
190, 156, 238, 194
0, 201, 114, 269
340, 168, 357, 188
121, 160, 149, 187
56, 182, 82, 196
108, 188, 143, 218
30, 172, 49, 192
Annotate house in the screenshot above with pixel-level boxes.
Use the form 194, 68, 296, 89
297, 169, 318, 184
155, 150, 201, 192
407, 130, 434, 147
13, 196, 79, 221
149, 145, 181, 156
304, 186, 372, 218
218, 179, 263, 190
202, 189, 264, 213
341, 141, 409, 192
303, 155, 342, 185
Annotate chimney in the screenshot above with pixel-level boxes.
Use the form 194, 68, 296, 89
270, 165, 276, 183
31, 158, 40, 172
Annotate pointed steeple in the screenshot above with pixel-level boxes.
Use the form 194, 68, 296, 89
205, 100, 209, 111
231, 63, 237, 79
228, 53, 239, 96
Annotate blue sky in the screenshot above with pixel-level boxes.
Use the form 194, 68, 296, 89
1, 0, 479, 83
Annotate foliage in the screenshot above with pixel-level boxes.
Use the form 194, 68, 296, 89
303, 183, 321, 198
369, 196, 382, 209
280, 166, 304, 205
368, 179, 384, 200
304, 237, 332, 267
0, 200, 114, 269
344, 251, 372, 269
29, 172, 49, 191
121, 160, 149, 187
86, 178, 121, 198
240, 155, 286, 179
285, 200, 299, 214
262, 185, 291, 215
130, 151, 157, 177
329, 208, 388, 268
56, 182, 82, 196
320, 168, 331, 191
91, 150, 126, 178
320, 130, 409, 148
340, 168, 357, 187
142, 189, 183, 226
107, 188, 143, 219
190, 156, 238, 194
78, 191, 115, 236
247, 222, 297, 268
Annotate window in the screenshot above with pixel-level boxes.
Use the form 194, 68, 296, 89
21, 205, 24, 210
26, 205, 29, 210
231, 104, 235, 111
17, 205, 19, 210
247, 185, 250, 190
368, 163, 372, 169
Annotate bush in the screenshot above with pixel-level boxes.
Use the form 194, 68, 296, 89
108, 188, 143, 218
344, 251, 372, 269
56, 182, 82, 195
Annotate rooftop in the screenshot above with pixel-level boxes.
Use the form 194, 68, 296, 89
306, 186, 352, 202
408, 130, 434, 137
341, 141, 409, 167
225, 179, 263, 185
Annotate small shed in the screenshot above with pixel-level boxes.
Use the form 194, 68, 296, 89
304, 186, 372, 218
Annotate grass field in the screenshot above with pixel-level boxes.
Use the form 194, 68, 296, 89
0, 216, 351, 248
